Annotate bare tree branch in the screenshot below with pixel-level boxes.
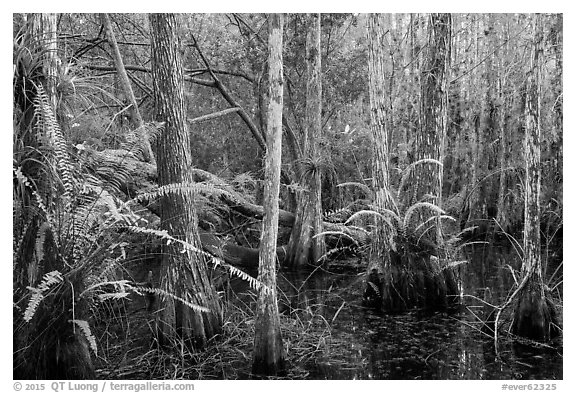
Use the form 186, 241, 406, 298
188, 107, 241, 124
190, 33, 267, 152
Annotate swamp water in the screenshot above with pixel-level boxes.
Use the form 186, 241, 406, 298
241, 245, 562, 380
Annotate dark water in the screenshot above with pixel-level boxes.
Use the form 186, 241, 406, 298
270, 245, 563, 380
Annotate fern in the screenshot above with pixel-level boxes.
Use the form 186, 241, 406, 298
135, 182, 225, 204
23, 270, 63, 322
367, 281, 380, 296
413, 214, 456, 236
70, 319, 98, 356
323, 206, 352, 222
13, 166, 53, 226
403, 202, 446, 230
120, 121, 164, 161
398, 158, 443, 199
129, 285, 211, 314
336, 181, 373, 198
124, 225, 269, 294
313, 230, 359, 246
345, 209, 383, 225
34, 84, 75, 203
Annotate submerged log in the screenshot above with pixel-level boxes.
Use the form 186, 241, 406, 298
199, 231, 286, 269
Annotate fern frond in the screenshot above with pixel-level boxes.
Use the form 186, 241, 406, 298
344, 225, 371, 235
345, 209, 384, 225
33, 221, 51, 268
13, 166, 53, 225
70, 319, 98, 356
317, 245, 359, 262
135, 182, 225, 204
97, 292, 131, 301
34, 84, 75, 202
80, 279, 132, 298
398, 158, 443, 197
130, 285, 211, 314
121, 122, 164, 161
124, 226, 268, 293
313, 230, 359, 246
367, 281, 380, 296
336, 182, 373, 198
403, 202, 446, 230
23, 270, 63, 322
413, 214, 456, 236
13, 214, 33, 261
323, 206, 351, 222
209, 255, 269, 294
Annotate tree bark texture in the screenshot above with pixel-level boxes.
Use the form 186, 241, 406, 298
413, 13, 450, 242
512, 14, 558, 341
364, 13, 394, 307
102, 13, 155, 164
252, 13, 286, 377
14, 14, 95, 379
149, 13, 222, 350
36, 13, 59, 110
285, 13, 325, 269
496, 18, 510, 228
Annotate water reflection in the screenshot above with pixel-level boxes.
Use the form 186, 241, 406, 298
236, 245, 562, 379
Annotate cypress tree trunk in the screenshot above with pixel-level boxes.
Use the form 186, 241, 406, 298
364, 14, 457, 312
285, 13, 325, 269
496, 18, 510, 229
14, 14, 95, 379
414, 13, 450, 222
512, 14, 558, 341
149, 13, 222, 350
363, 13, 394, 309
252, 13, 286, 376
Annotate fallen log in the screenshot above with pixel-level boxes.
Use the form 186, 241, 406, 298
88, 148, 368, 246
199, 231, 287, 269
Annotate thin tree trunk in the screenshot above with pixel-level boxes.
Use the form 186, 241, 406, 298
364, 13, 394, 308
102, 13, 155, 164
512, 14, 558, 341
496, 18, 509, 228
285, 13, 325, 269
149, 13, 222, 350
252, 13, 286, 377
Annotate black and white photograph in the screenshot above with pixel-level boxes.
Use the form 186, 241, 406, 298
11, 8, 565, 385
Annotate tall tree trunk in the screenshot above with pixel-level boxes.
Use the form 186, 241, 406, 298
363, 13, 394, 309
285, 13, 325, 269
364, 13, 457, 313
102, 13, 155, 164
252, 13, 286, 377
149, 13, 222, 350
37, 13, 59, 110
482, 14, 497, 220
512, 14, 558, 341
496, 17, 510, 228
414, 13, 450, 242
14, 14, 95, 379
